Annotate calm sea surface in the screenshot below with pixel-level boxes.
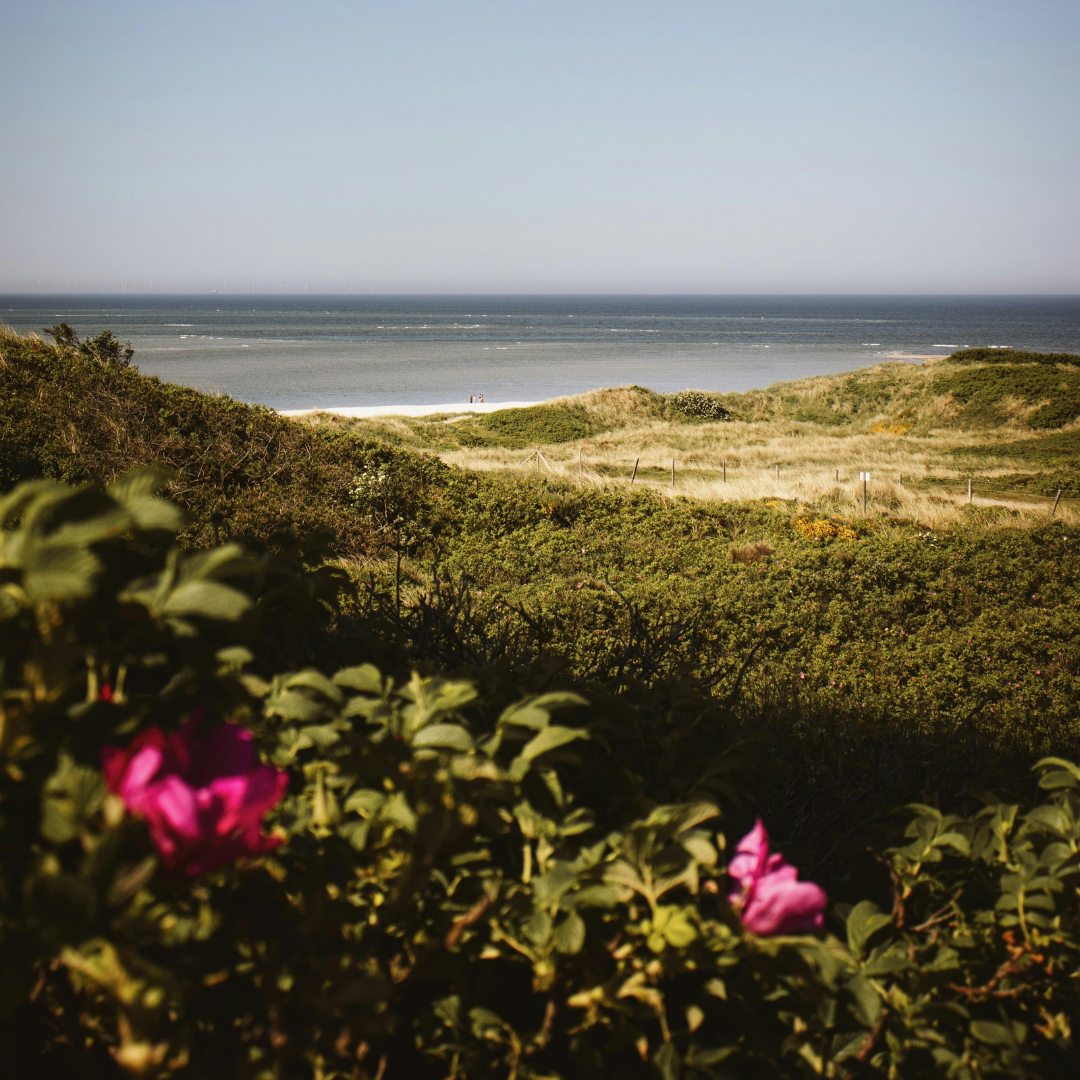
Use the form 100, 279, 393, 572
3, 295, 1079, 411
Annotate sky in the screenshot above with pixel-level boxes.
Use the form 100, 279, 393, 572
1, 0, 1078, 294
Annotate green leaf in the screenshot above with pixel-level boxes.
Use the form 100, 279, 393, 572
412, 724, 474, 752
508, 725, 587, 780
933, 831, 971, 856
333, 664, 384, 693
847, 974, 882, 1026
266, 690, 326, 723
533, 862, 580, 909
282, 669, 343, 702
469, 1007, 509, 1040
552, 911, 586, 954
653, 1040, 679, 1080
846, 901, 892, 957
107, 470, 184, 531
498, 692, 588, 730
570, 885, 620, 909
1034, 757, 1080, 789
970, 1020, 1024, 1047
23, 543, 102, 602
524, 908, 553, 946
159, 580, 252, 621
41, 754, 105, 844
344, 789, 386, 817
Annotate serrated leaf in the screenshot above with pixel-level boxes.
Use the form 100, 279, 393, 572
846, 900, 892, 956
933, 831, 971, 856
344, 790, 386, 817
266, 690, 326, 723
283, 669, 343, 702
970, 1020, 1022, 1047
23, 543, 102, 602
333, 664, 384, 694
41, 754, 105, 844
412, 724, 474, 752
160, 580, 252, 621
498, 692, 588, 730
1034, 757, 1080, 788
524, 908, 553, 946
847, 973, 882, 1026
680, 832, 718, 866
533, 862, 580, 909
552, 911, 586, 954
1025, 805, 1069, 836
508, 725, 587, 780
568, 885, 620, 909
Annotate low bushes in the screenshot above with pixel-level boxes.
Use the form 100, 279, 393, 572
0, 325, 446, 556
668, 391, 733, 423
2, 474, 1079, 1079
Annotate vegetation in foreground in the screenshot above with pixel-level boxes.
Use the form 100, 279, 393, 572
1, 326, 1079, 1076
2, 472, 1079, 1080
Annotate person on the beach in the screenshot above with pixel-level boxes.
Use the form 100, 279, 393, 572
479, 393, 484, 403
469, 394, 474, 403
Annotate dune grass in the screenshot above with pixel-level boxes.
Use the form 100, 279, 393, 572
303, 361, 1080, 529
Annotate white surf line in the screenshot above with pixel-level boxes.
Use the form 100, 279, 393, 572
279, 400, 544, 419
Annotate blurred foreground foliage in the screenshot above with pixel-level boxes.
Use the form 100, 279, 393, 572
1, 473, 1079, 1080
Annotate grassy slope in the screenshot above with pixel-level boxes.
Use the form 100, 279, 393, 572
0, 328, 447, 555
304, 352, 1080, 523
3, 328, 1079, 829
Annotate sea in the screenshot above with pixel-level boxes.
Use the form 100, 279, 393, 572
3, 294, 1079, 412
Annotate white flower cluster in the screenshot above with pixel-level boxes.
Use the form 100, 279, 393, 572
349, 466, 388, 501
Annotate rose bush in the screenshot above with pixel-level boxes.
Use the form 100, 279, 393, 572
0, 473, 1078, 1079
102, 715, 288, 876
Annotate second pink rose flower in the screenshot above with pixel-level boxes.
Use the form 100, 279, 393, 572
728, 819, 826, 936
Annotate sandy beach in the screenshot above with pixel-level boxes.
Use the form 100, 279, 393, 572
279, 400, 543, 419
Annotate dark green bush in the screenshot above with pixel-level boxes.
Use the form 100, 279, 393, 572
948, 348, 1080, 367
0, 327, 446, 555
2, 473, 1079, 1079
933, 365, 1080, 429
475, 405, 597, 448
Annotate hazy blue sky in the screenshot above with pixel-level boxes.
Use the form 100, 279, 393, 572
2, 0, 1078, 293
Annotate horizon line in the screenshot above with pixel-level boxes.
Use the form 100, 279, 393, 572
3, 290, 1080, 299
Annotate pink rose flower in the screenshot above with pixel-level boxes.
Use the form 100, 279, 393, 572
727, 819, 826, 936
102, 714, 288, 877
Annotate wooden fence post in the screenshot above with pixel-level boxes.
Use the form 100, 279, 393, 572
968, 478, 972, 504
723, 460, 727, 483
1052, 489, 1062, 516
630, 458, 639, 484
775, 464, 780, 482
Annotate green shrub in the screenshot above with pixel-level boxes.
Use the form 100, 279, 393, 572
2, 473, 1079, 1078
1029, 401, 1080, 430
477, 404, 597, 448
933, 365, 1080, 429
0, 327, 446, 556
948, 348, 1080, 367
669, 391, 733, 422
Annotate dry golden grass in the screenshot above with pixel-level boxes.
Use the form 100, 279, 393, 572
301, 362, 1080, 530
440, 416, 1079, 529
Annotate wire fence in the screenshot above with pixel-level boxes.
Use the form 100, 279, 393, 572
517, 448, 1079, 511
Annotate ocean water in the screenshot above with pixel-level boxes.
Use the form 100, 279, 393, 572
3, 294, 1079, 411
